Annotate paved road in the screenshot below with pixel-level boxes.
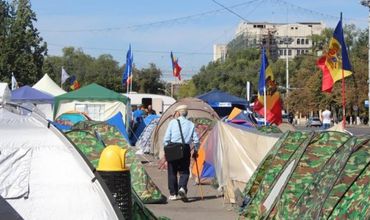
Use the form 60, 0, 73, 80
142, 156, 238, 220
295, 124, 370, 136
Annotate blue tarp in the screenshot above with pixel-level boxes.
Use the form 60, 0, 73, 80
11, 86, 54, 103
197, 89, 247, 107
131, 114, 160, 146
106, 112, 130, 142
197, 89, 248, 117
201, 161, 215, 178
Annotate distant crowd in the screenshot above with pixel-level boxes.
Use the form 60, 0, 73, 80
131, 104, 157, 131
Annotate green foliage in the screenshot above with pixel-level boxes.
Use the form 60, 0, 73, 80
193, 48, 260, 98
44, 48, 166, 93
0, 0, 47, 85
132, 63, 165, 94
177, 80, 197, 99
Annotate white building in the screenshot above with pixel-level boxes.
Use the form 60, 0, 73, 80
213, 44, 227, 61
235, 21, 325, 59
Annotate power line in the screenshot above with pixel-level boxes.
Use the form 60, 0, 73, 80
212, 0, 249, 22
47, 43, 213, 55
39, 0, 260, 33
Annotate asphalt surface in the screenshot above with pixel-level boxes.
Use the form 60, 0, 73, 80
141, 155, 238, 220
296, 124, 370, 136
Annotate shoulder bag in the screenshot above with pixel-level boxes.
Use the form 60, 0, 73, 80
164, 119, 185, 162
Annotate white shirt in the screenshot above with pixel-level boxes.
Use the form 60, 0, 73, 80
322, 110, 331, 124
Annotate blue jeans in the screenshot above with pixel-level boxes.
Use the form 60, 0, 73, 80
167, 145, 190, 195
323, 123, 330, 129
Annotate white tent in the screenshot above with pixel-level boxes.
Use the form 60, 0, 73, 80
205, 121, 279, 203
33, 74, 66, 96
0, 104, 123, 220
0, 83, 10, 104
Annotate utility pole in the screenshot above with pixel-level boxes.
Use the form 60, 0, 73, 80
283, 37, 293, 112
361, 0, 370, 126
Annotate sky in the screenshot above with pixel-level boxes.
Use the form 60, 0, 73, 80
31, 0, 369, 81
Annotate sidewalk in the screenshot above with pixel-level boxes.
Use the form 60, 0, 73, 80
141, 155, 238, 220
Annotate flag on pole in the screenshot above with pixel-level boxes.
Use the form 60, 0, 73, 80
317, 14, 352, 93
254, 47, 282, 125
170, 51, 182, 80
68, 75, 80, 90
122, 44, 133, 86
11, 73, 18, 90
61, 67, 70, 84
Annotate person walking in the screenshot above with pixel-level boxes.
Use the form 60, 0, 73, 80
322, 107, 332, 129
163, 105, 199, 201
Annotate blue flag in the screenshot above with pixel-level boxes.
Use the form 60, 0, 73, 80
258, 47, 268, 96
122, 44, 133, 85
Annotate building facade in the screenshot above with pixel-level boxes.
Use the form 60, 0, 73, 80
213, 44, 227, 62
235, 21, 325, 60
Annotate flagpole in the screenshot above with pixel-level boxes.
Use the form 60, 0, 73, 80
342, 69, 346, 128
60, 67, 63, 88
130, 70, 133, 93
340, 13, 346, 129
263, 86, 267, 126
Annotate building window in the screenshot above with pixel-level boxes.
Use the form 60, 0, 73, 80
75, 104, 105, 121
284, 49, 286, 56
297, 50, 300, 55
301, 39, 305, 44
288, 49, 292, 56
295, 27, 298, 30
306, 39, 309, 44
297, 39, 300, 44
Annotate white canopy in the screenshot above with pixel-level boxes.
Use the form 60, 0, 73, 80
33, 74, 66, 96
205, 121, 279, 203
0, 83, 11, 104
0, 105, 122, 220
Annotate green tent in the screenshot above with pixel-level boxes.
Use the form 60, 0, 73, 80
53, 83, 130, 122
239, 130, 370, 219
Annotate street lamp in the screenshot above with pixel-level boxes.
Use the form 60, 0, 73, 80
361, 0, 370, 126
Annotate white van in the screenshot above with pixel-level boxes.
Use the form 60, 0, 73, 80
123, 93, 176, 115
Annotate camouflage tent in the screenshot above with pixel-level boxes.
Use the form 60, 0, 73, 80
65, 121, 166, 204
239, 130, 370, 219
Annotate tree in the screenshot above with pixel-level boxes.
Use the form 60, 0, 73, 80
3, 0, 47, 85
177, 80, 197, 98
132, 63, 165, 94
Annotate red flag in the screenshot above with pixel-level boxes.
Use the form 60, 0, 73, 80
170, 51, 182, 80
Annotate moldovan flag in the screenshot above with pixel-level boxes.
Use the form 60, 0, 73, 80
317, 14, 352, 93
170, 51, 182, 80
254, 48, 282, 125
68, 75, 80, 90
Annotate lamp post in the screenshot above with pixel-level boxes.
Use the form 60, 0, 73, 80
361, 0, 370, 126
283, 37, 294, 113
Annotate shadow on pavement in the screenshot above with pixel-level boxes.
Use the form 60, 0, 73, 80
185, 195, 220, 203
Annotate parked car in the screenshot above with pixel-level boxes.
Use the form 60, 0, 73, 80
306, 117, 322, 127
282, 113, 289, 123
